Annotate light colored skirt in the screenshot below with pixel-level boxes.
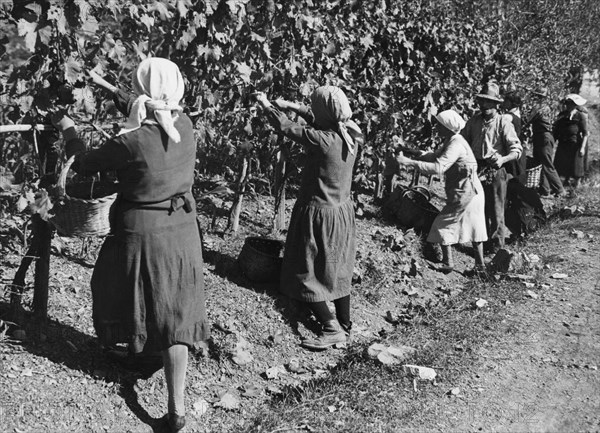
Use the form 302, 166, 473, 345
427, 190, 488, 245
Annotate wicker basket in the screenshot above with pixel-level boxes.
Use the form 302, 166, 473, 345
525, 157, 542, 189
237, 237, 284, 283
49, 155, 118, 237
383, 185, 440, 234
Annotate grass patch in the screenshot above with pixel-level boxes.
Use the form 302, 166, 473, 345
243, 277, 528, 433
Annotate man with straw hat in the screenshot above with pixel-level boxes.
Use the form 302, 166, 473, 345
462, 81, 523, 253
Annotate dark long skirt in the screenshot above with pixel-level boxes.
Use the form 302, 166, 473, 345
280, 200, 356, 303
91, 200, 210, 353
554, 141, 584, 178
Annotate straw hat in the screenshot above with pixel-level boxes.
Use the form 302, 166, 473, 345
565, 93, 587, 106
476, 82, 503, 102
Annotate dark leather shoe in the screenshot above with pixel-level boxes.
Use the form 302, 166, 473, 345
157, 413, 186, 432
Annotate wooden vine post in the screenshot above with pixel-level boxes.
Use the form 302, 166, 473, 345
227, 154, 250, 232
272, 134, 288, 233
9, 126, 59, 325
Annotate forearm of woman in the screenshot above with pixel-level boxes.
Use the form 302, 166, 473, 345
65, 137, 130, 175
580, 136, 588, 153
418, 151, 438, 162
265, 107, 311, 145
412, 160, 442, 176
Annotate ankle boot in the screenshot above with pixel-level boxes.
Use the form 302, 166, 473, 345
300, 320, 347, 350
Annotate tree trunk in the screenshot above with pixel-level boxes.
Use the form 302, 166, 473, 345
9, 221, 41, 322
227, 156, 250, 232
32, 216, 51, 324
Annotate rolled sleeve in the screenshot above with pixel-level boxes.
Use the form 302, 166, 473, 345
414, 139, 461, 177
265, 107, 328, 150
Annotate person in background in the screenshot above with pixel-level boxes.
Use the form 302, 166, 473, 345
253, 87, 363, 351
553, 94, 588, 187
462, 81, 523, 253
53, 58, 209, 433
396, 110, 487, 275
527, 89, 566, 197
500, 91, 527, 184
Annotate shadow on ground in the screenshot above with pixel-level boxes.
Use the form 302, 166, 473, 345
202, 248, 320, 337
0, 302, 169, 431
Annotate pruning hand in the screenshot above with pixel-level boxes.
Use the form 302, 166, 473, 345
272, 99, 289, 110
50, 112, 75, 132
88, 70, 116, 93
488, 152, 503, 169
251, 92, 272, 109
395, 151, 411, 166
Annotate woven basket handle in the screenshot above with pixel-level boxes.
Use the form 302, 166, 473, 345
57, 155, 76, 199
410, 185, 432, 202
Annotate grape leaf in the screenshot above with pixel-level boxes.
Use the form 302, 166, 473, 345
214, 392, 240, 410
47, 6, 67, 34
73, 87, 96, 114
37, 25, 53, 45
234, 61, 252, 83
150, 1, 172, 20
17, 19, 37, 52
140, 14, 155, 30
176, 0, 193, 16
64, 57, 84, 84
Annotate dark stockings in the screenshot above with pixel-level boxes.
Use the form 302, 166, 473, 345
307, 295, 351, 330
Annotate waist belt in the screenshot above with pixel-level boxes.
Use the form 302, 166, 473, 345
122, 192, 194, 214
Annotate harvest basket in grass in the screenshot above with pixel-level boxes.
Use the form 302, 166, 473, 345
383, 185, 440, 234
525, 156, 542, 189
49, 155, 118, 237
237, 237, 284, 283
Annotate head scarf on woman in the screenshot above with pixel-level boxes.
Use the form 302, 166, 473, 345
310, 86, 363, 154
118, 57, 185, 143
435, 109, 466, 134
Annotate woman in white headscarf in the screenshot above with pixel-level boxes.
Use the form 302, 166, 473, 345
553, 93, 589, 187
52, 57, 208, 432
396, 109, 487, 274
254, 87, 363, 350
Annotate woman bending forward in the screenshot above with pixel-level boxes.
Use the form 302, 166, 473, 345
396, 110, 487, 274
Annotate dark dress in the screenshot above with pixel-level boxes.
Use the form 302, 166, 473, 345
265, 106, 357, 303
553, 109, 588, 178
65, 94, 209, 353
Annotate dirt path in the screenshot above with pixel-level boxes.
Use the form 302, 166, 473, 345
433, 217, 600, 432
423, 82, 600, 433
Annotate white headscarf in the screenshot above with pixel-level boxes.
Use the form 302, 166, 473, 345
310, 86, 363, 154
435, 109, 466, 134
118, 57, 184, 143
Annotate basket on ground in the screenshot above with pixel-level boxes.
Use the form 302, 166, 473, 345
525, 157, 542, 189
383, 185, 440, 234
237, 237, 284, 283
50, 155, 118, 237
